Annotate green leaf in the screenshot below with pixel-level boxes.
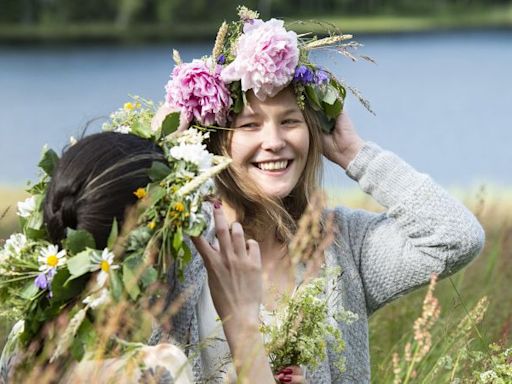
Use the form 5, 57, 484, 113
322, 85, 338, 105
148, 162, 171, 182
107, 218, 119, 250
64, 229, 96, 254
161, 112, 181, 137
20, 280, 39, 300
38, 147, 59, 177
67, 250, 93, 278
26, 209, 44, 231
131, 120, 152, 139
109, 269, 123, 302
122, 264, 141, 301
140, 266, 158, 288
305, 85, 322, 111
51, 269, 88, 302
173, 227, 183, 251
323, 99, 343, 120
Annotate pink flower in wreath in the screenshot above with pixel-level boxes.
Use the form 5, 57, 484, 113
221, 18, 299, 100
165, 59, 232, 126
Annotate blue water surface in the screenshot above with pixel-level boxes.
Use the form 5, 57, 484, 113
0, 30, 511, 188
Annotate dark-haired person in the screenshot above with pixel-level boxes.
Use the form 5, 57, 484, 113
1, 131, 277, 384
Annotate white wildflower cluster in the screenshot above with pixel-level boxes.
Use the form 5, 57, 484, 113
17, 196, 36, 218
169, 142, 213, 171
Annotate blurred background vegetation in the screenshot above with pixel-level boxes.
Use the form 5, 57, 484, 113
1, 0, 512, 42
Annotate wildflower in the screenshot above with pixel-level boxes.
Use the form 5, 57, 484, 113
113, 125, 131, 134
147, 221, 156, 230
174, 202, 185, 212
38, 245, 66, 274
315, 69, 330, 85
94, 248, 119, 288
221, 18, 299, 101
165, 59, 232, 126
17, 196, 36, 218
83, 288, 110, 309
123, 102, 135, 111
69, 136, 78, 145
293, 65, 315, 84
238, 5, 259, 22
169, 142, 213, 170
134, 187, 146, 199
34, 267, 56, 291
4, 233, 28, 256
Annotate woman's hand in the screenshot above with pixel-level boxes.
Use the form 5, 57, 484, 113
322, 111, 364, 170
275, 365, 305, 383
191, 202, 263, 326
192, 203, 275, 383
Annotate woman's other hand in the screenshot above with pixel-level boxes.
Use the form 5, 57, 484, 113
321, 111, 364, 170
275, 365, 305, 383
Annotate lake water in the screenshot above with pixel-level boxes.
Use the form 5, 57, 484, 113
0, 30, 511, 189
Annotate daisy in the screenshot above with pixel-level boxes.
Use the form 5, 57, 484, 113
38, 244, 66, 274
95, 248, 119, 288
17, 196, 36, 218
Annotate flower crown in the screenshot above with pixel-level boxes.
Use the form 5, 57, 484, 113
164, 6, 373, 134
0, 98, 229, 362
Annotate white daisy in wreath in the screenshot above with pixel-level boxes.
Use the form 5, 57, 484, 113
38, 244, 67, 273
93, 248, 119, 288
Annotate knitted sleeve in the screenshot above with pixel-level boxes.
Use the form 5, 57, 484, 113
343, 142, 485, 314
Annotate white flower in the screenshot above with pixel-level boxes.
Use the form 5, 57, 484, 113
17, 196, 36, 218
38, 244, 66, 273
176, 128, 209, 145
479, 370, 499, 383
69, 136, 78, 145
93, 248, 119, 288
169, 142, 212, 170
113, 125, 131, 134
4, 233, 27, 256
83, 288, 110, 309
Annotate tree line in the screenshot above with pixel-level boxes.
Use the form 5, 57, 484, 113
1, 0, 511, 25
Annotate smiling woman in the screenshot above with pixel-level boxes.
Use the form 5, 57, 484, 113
150, 8, 486, 384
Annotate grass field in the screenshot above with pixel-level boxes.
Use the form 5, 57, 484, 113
1, 185, 511, 381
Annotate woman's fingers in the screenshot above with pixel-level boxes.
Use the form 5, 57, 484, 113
190, 235, 216, 269
212, 203, 232, 256
231, 222, 247, 260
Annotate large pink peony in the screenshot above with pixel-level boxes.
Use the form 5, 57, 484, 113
221, 19, 299, 101
165, 59, 232, 126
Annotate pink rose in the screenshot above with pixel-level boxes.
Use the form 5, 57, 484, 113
165, 59, 232, 126
221, 19, 299, 100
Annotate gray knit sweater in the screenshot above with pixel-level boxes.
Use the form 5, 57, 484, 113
161, 141, 485, 383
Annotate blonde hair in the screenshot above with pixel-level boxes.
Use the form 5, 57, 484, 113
208, 100, 324, 243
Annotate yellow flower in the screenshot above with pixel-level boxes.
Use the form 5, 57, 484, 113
147, 221, 156, 230
124, 102, 134, 111
174, 202, 185, 212
134, 188, 146, 199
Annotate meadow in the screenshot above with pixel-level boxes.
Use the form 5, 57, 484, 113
1, 185, 511, 382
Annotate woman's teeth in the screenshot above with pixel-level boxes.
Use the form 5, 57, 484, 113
256, 160, 289, 171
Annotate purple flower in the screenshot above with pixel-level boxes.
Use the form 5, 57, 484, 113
34, 268, 56, 291
315, 69, 330, 85
293, 65, 315, 84
217, 54, 226, 65
35, 273, 49, 290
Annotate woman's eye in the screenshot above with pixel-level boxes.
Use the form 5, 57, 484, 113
282, 119, 300, 125
239, 122, 257, 128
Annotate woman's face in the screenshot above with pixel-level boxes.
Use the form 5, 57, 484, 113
229, 88, 310, 199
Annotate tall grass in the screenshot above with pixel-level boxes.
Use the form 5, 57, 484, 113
1, 185, 510, 381
327, 185, 512, 382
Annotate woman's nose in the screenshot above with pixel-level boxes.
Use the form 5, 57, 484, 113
260, 123, 286, 152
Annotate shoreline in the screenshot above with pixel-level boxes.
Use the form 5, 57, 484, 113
0, 9, 511, 44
